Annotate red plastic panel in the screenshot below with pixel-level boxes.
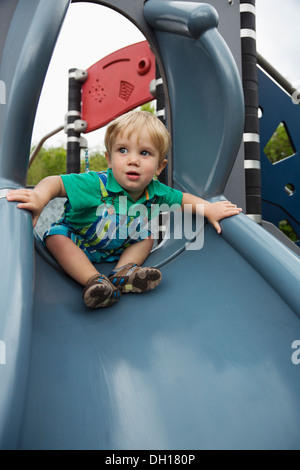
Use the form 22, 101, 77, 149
81, 41, 156, 133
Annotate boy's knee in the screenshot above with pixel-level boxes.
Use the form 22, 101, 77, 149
147, 236, 154, 249
141, 236, 154, 251
45, 234, 68, 252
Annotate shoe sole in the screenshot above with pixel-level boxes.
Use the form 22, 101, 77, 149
110, 268, 162, 294
83, 281, 120, 308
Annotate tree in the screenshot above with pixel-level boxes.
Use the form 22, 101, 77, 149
264, 122, 295, 164
140, 101, 156, 114
27, 146, 67, 185
27, 146, 108, 186
80, 150, 107, 173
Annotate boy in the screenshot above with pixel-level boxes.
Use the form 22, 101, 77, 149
7, 111, 241, 308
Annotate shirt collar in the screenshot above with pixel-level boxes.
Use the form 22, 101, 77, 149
106, 168, 124, 194
106, 168, 169, 203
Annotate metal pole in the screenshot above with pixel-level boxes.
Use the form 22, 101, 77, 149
257, 52, 300, 100
155, 63, 167, 186
150, 63, 168, 244
66, 68, 87, 174
29, 125, 64, 167
240, 0, 262, 224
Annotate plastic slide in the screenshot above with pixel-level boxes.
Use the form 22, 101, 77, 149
18, 213, 300, 450
1, 0, 300, 450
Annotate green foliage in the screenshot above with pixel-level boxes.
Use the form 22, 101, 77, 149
80, 151, 108, 173
140, 102, 156, 114
279, 220, 298, 242
264, 122, 295, 164
27, 146, 108, 186
27, 146, 67, 186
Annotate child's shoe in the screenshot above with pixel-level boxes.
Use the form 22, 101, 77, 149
83, 274, 121, 308
108, 262, 162, 294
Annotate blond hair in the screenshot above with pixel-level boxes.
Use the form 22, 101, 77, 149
104, 110, 171, 163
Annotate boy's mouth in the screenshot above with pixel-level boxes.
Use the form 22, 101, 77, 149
126, 171, 140, 181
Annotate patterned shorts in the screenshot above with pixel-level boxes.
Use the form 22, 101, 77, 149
43, 220, 137, 263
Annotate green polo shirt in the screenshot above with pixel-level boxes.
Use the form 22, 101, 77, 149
60, 169, 183, 227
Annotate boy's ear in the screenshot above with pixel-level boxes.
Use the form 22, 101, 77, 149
155, 158, 168, 176
105, 151, 112, 168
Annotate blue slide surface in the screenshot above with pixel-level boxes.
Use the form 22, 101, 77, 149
19, 218, 300, 450
1, 0, 300, 449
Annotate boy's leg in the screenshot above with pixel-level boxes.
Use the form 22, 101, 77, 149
45, 235, 120, 308
114, 236, 154, 269
108, 237, 162, 294
46, 234, 99, 286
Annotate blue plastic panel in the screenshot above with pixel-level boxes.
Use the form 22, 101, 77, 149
0, 200, 34, 449
258, 68, 300, 241
144, 0, 244, 199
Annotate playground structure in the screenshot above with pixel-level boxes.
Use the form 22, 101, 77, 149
0, 0, 300, 450
258, 57, 300, 248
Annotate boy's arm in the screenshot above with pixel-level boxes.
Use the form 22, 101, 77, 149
181, 192, 242, 234
6, 175, 66, 227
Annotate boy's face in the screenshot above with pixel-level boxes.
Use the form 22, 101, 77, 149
105, 128, 167, 201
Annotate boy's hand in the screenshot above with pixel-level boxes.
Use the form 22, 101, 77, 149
181, 193, 242, 234
6, 175, 66, 227
6, 188, 45, 227
205, 200, 242, 234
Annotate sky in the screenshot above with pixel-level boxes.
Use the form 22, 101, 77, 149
256, 0, 300, 84
31, 0, 300, 152
31, 3, 145, 152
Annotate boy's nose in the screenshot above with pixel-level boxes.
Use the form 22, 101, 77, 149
128, 153, 140, 165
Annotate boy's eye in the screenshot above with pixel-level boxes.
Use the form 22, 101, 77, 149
119, 147, 128, 154
140, 150, 150, 156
